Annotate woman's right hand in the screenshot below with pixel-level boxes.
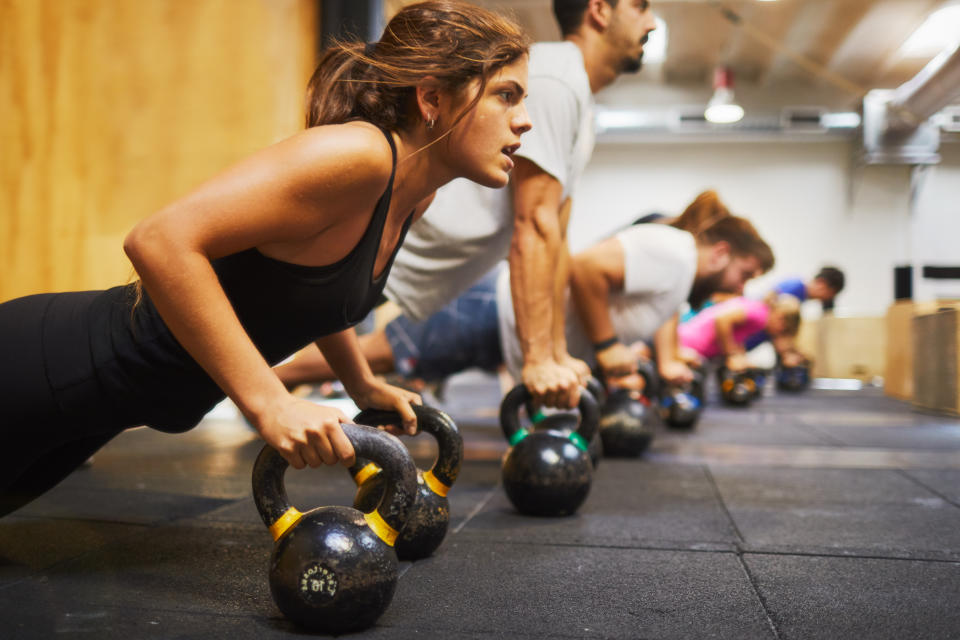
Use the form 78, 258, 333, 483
256, 395, 355, 469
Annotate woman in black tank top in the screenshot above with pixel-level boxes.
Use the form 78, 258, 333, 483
0, 2, 532, 516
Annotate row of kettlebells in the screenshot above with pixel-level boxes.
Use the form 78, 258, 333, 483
499, 358, 813, 520
250, 380, 665, 633
249, 360, 811, 634
498, 367, 702, 520
718, 360, 812, 407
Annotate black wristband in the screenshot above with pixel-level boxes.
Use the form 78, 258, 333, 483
592, 337, 620, 352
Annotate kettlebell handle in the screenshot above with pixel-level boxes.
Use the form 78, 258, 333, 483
252, 423, 418, 546
499, 384, 599, 448
585, 377, 606, 405
353, 405, 463, 496
636, 359, 660, 398
528, 379, 603, 424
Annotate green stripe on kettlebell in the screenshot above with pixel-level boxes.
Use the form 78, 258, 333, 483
508, 428, 530, 446
531, 409, 547, 424
567, 431, 589, 452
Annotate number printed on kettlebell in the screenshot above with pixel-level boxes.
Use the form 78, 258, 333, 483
299, 563, 337, 603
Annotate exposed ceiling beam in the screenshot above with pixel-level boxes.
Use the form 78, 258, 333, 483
828, 0, 942, 90
661, 4, 737, 84
761, 0, 872, 89
725, 0, 802, 84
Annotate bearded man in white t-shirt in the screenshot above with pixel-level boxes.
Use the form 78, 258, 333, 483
380, 0, 658, 409
273, 217, 771, 393
557, 215, 771, 385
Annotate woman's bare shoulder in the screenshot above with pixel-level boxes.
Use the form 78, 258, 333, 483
288, 122, 395, 195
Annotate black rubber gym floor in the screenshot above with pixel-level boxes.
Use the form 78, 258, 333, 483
3, 373, 960, 639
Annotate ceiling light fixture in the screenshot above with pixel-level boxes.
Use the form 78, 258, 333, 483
704, 66, 744, 124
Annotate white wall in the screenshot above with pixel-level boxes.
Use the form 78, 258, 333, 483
568, 139, 960, 317
912, 143, 960, 302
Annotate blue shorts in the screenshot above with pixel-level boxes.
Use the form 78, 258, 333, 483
385, 271, 502, 381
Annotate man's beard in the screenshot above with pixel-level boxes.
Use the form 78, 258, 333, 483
622, 53, 643, 74
687, 271, 724, 309
621, 35, 648, 74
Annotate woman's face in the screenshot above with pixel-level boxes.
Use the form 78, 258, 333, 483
442, 57, 532, 188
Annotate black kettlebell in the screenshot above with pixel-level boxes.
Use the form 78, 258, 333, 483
598, 386, 655, 457
584, 378, 606, 466
746, 368, 767, 400
500, 385, 599, 517
777, 363, 811, 392
661, 387, 703, 429
252, 424, 418, 634
719, 367, 755, 406
660, 365, 705, 429
349, 405, 463, 561
689, 364, 706, 402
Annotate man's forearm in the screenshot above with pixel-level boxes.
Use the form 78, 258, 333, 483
550, 198, 574, 360
551, 241, 571, 359
510, 202, 560, 365
654, 314, 681, 362
571, 265, 616, 344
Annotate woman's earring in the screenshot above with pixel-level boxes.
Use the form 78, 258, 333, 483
427, 118, 435, 130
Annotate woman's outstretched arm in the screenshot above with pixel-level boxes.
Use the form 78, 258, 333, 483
124, 123, 393, 468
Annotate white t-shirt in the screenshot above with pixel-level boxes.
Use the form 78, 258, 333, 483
497, 225, 698, 378
384, 41, 595, 320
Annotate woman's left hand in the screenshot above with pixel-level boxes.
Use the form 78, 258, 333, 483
349, 378, 423, 436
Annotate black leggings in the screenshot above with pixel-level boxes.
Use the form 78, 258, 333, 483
0, 293, 124, 517
0, 434, 117, 517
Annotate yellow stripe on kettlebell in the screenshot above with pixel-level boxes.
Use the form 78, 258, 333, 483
269, 507, 303, 541
722, 379, 734, 393
745, 378, 756, 391
353, 462, 381, 486
422, 469, 450, 497
364, 510, 399, 546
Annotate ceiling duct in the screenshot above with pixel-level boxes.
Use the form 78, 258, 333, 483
781, 107, 824, 131
860, 43, 960, 165
938, 106, 960, 133
594, 106, 860, 143
888, 45, 960, 130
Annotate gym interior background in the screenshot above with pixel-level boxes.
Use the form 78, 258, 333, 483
2, 1, 960, 637
3, 0, 959, 404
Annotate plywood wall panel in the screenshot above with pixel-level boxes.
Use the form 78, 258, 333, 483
1, 0, 317, 301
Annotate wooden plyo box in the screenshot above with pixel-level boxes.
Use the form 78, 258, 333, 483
913, 305, 960, 416
884, 301, 941, 401
813, 315, 887, 380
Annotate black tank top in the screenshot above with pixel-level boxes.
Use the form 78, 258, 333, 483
54, 126, 412, 432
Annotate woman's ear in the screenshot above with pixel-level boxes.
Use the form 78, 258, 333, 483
710, 241, 731, 269
415, 76, 443, 128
